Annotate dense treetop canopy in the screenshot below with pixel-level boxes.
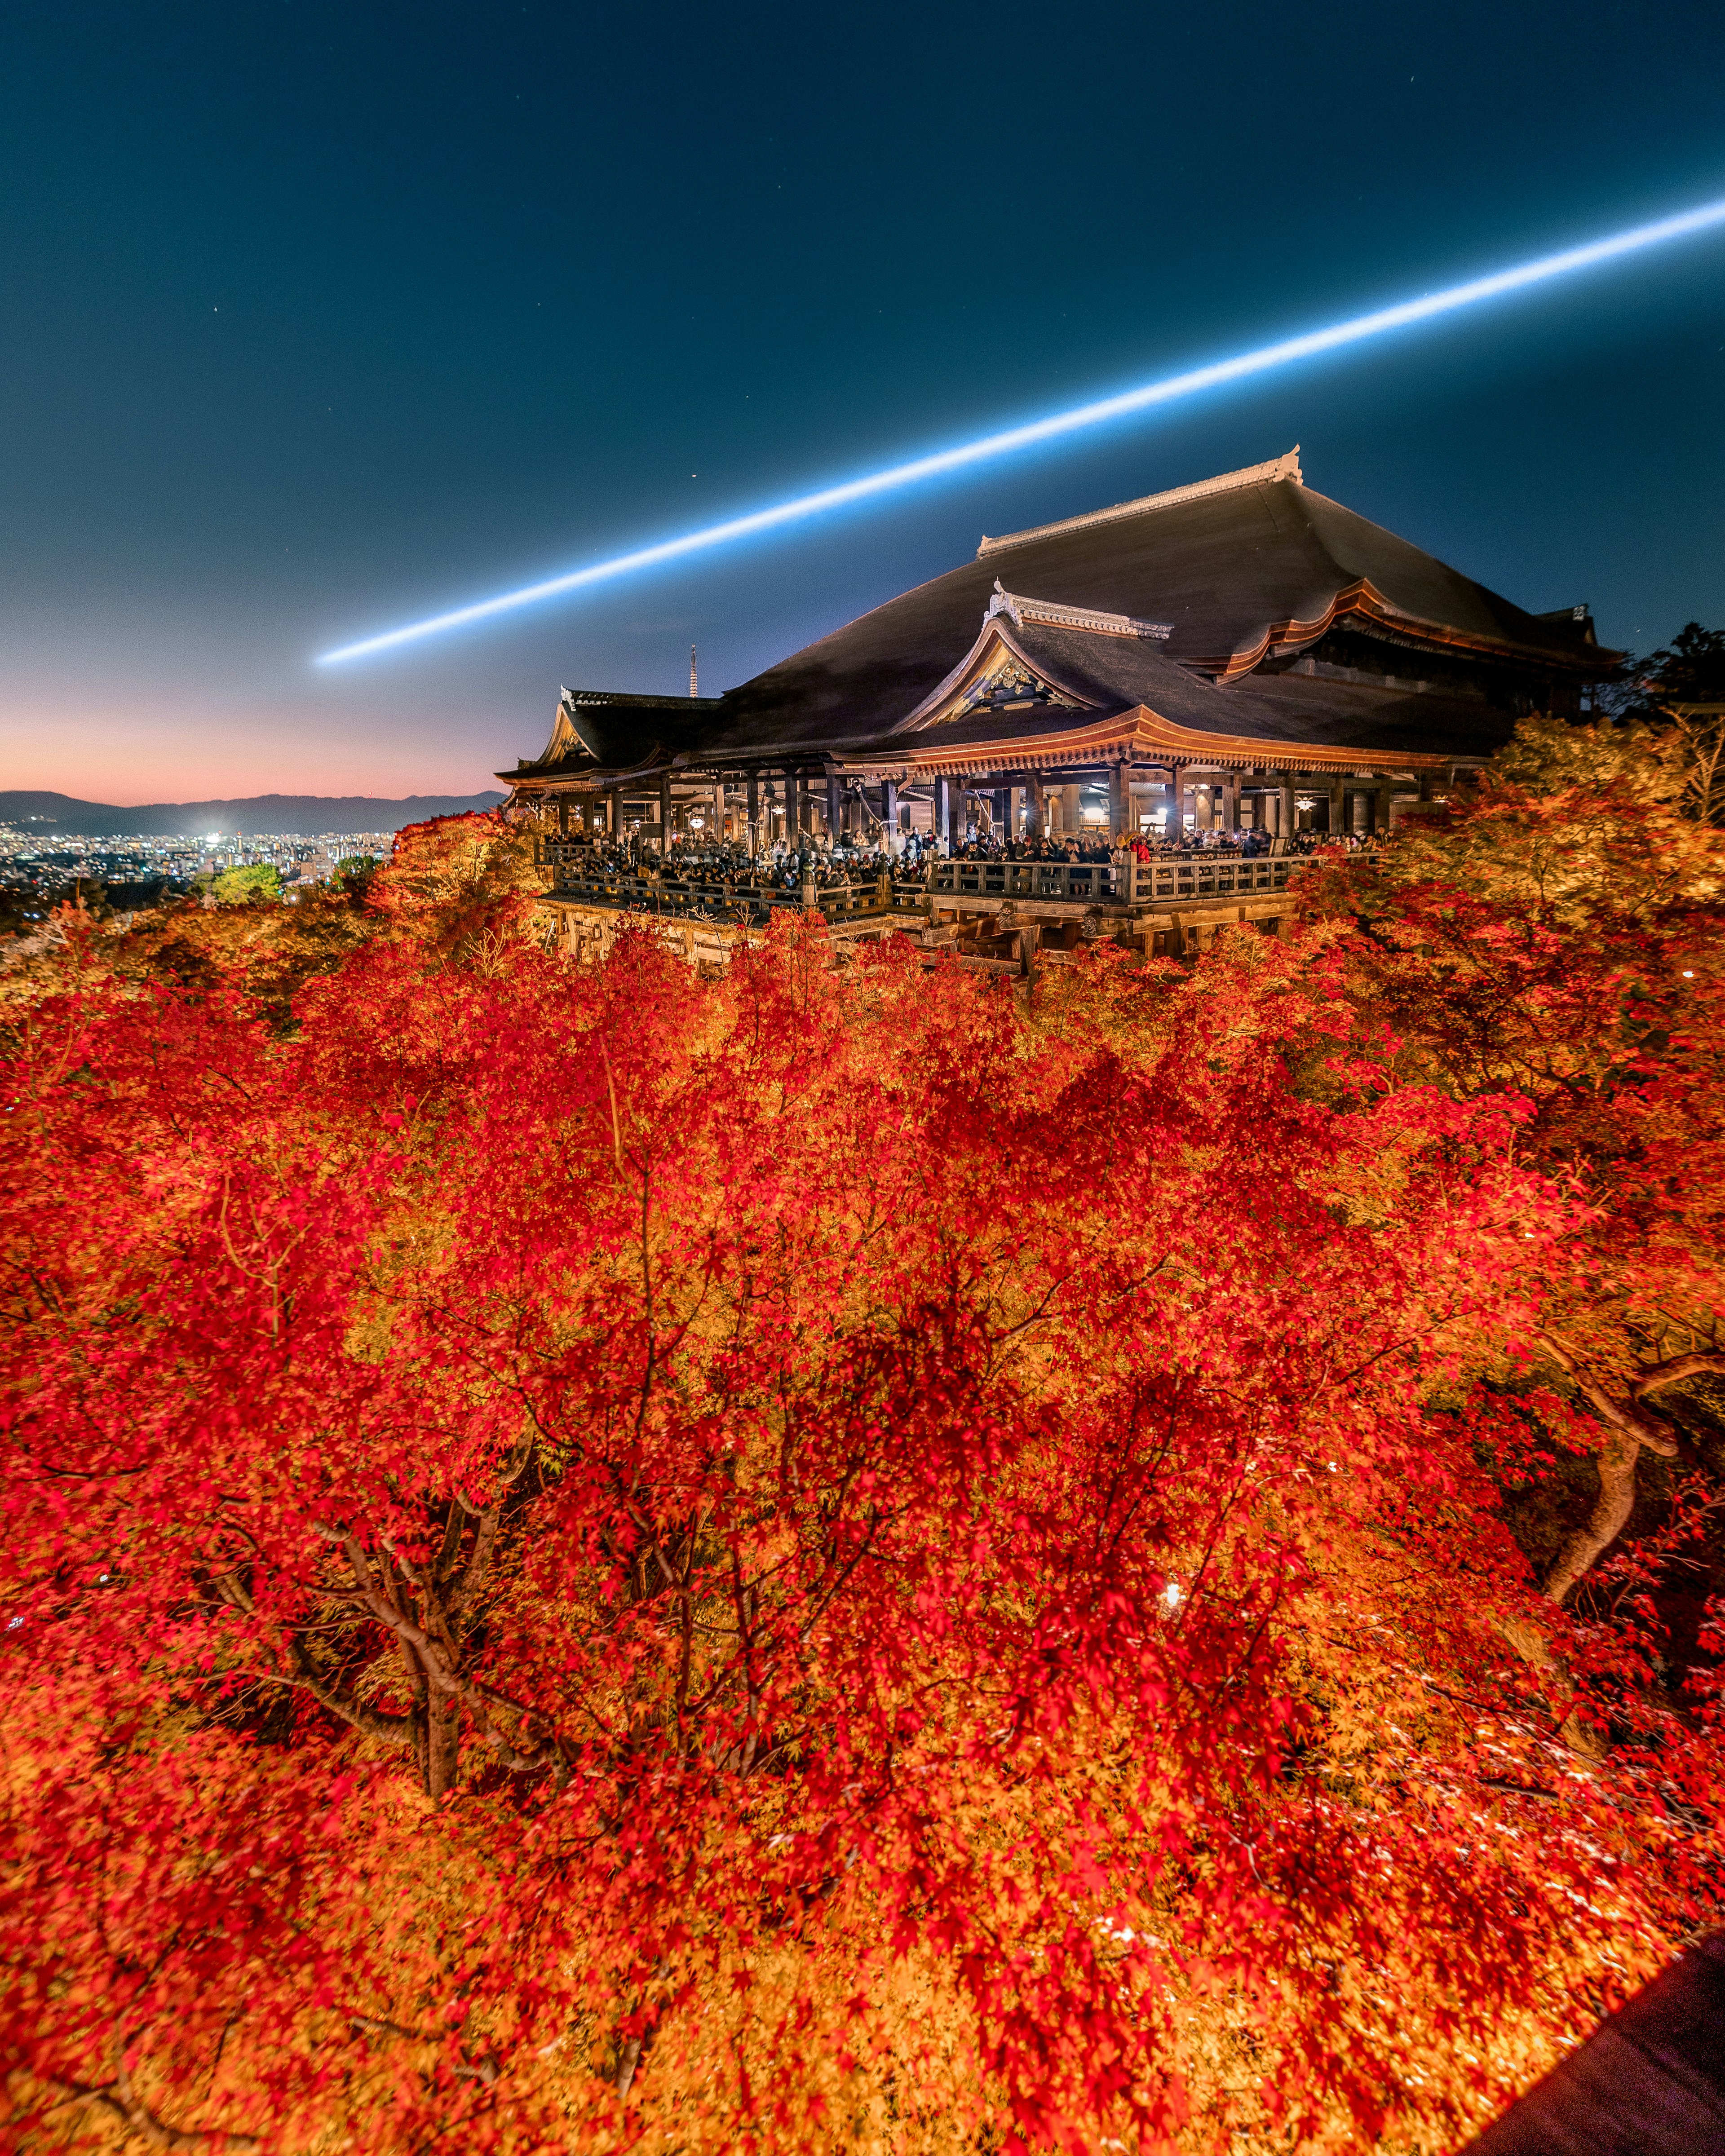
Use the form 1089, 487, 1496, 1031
3, 728, 1722, 2154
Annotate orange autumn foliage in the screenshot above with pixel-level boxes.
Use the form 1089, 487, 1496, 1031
1, 801, 1721, 2154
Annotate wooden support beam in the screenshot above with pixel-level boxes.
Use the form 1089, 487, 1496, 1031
1108, 761, 1129, 842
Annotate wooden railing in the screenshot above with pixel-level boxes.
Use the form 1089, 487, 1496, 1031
540, 842, 1342, 917
922, 852, 1311, 905
1130, 854, 1306, 903
926, 858, 1123, 905
539, 847, 927, 922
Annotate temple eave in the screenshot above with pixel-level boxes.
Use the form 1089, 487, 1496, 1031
1202, 580, 1621, 683
502, 705, 1477, 795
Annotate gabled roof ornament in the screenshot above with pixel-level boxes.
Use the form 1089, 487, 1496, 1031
984, 581, 1172, 641
539, 687, 603, 764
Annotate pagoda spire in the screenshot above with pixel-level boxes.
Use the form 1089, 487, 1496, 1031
690, 645, 698, 698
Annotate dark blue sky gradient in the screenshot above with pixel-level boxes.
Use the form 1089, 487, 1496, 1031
2, 0, 1722, 799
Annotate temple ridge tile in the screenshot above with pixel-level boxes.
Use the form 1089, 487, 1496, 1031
985, 580, 1172, 641
977, 448, 1303, 557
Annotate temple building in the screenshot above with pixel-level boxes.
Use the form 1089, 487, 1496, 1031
501, 449, 1614, 853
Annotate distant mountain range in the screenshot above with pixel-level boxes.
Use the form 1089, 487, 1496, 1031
0, 790, 508, 838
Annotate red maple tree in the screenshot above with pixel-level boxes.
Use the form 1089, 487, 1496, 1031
1298, 716, 1725, 1605
3, 797, 1721, 2152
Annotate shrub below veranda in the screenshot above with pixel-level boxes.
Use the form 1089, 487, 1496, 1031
2, 802, 1722, 2156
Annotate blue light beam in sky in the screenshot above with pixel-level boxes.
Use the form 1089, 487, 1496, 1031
318, 190, 1725, 666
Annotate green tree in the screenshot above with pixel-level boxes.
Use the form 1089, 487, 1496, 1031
211, 861, 282, 905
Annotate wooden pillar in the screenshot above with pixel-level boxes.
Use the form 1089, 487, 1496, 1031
826, 769, 843, 840
934, 776, 952, 847
992, 785, 1010, 836
1220, 776, 1238, 833
746, 772, 760, 855
712, 780, 725, 838
557, 797, 570, 836
881, 778, 898, 848
1278, 777, 1296, 838
658, 772, 673, 847
1028, 775, 1046, 837
1108, 760, 1129, 842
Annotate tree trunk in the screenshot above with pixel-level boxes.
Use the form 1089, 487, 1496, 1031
1543, 1425, 1645, 1606
1537, 1340, 1708, 1604
425, 1693, 460, 1798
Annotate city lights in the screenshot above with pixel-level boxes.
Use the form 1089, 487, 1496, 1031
318, 190, 1725, 667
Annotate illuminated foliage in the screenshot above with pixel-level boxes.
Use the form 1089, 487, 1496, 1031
1298, 716, 1725, 1606
2, 800, 1721, 2153
209, 862, 283, 906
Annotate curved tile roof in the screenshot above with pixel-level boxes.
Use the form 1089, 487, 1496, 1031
703, 464, 1606, 755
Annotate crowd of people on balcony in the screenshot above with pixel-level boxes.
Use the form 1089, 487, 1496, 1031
947, 833, 1117, 864
1123, 825, 1371, 861
557, 831, 933, 893
553, 815, 1371, 888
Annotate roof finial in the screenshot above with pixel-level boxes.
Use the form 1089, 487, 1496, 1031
690, 645, 698, 698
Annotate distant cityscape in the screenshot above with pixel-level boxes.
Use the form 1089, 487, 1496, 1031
0, 786, 507, 932
0, 825, 392, 926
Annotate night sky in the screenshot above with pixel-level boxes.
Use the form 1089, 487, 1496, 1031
3, 1, 1723, 804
